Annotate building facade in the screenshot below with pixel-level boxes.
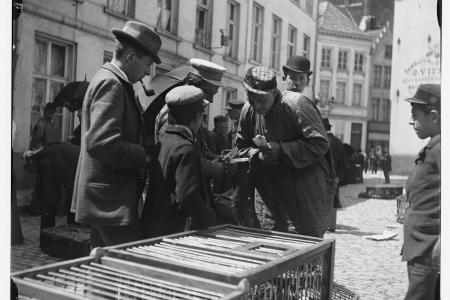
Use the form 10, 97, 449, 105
389, 0, 440, 174
365, 21, 393, 154
12, 0, 318, 187
315, 1, 372, 151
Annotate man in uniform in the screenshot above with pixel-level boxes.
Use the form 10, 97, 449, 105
72, 21, 162, 247
236, 66, 335, 237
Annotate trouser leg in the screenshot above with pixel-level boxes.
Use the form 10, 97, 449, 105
233, 164, 260, 228
91, 223, 143, 247
39, 172, 59, 230
404, 260, 440, 300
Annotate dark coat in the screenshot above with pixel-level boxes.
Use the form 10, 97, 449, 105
403, 135, 440, 263
72, 63, 146, 226
141, 125, 217, 237
29, 117, 60, 150
327, 132, 346, 180
236, 91, 335, 237
207, 128, 230, 155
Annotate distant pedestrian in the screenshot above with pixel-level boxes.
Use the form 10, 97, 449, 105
323, 118, 345, 232
381, 149, 392, 184
207, 115, 230, 155
371, 153, 379, 174
364, 150, 369, 173
402, 84, 440, 300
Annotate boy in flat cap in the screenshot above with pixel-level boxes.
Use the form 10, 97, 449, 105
402, 84, 440, 300
141, 86, 218, 237
72, 21, 162, 247
207, 114, 230, 155
236, 66, 335, 237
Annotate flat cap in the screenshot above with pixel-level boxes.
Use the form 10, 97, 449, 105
165, 85, 208, 106
190, 58, 226, 86
404, 84, 440, 110
243, 66, 277, 94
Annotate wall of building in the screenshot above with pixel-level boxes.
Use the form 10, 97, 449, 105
13, 0, 319, 187
389, 0, 440, 174
315, 33, 372, 150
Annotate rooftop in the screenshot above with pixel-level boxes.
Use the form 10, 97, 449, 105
319, 1, 371, 41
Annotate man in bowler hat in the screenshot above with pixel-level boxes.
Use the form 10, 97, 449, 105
72, 21, 162, 247
282, 55, 313, 93
402, 84, 440, 300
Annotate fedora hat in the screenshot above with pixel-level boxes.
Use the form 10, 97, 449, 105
283, 55, 313, 75
112, 21, 162, 64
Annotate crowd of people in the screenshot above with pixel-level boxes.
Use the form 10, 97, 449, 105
13, 21, 440, 300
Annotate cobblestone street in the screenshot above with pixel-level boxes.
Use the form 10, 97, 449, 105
11, 172, 409, 299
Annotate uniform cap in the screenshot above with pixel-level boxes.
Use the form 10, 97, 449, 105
243, 67, 277, 94
404, 84, 440, 110
190, 58, 226, 86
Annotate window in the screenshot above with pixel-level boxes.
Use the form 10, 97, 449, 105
321, 47, 331, 68
320, 80, 330, 102
384, 45, 392, 59
287, 25, 297, 59
223, 88, 237, 110
373, 65, 382, 87
251, 3, 264, 62
226, 1, 240, 59
302, 34, 311, 58
157, 0, 178, 34
107, 0, 135, 18
381, 99, 390, 122
384, 66, 391, 88
33, 35, 74, 140
270, 15, 282, 69
354, 52, 364, 72
371, 98, 379, 120
195, 0, 212, 48
336, 82, 346, 104
338, 50, 348, 70
103, 51, 112, 64
352, 83, 362, 106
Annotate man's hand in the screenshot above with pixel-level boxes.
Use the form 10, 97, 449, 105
258, 142, 281, 166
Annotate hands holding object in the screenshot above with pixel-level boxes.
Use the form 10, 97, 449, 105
253, 135, 281, 166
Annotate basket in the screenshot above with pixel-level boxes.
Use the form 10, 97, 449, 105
106, 225, 335, 300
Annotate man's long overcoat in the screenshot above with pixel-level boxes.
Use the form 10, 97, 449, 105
236, 91, 335, 237
72, 63, 146, 226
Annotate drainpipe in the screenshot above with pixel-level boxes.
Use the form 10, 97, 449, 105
311, 1, 320, 102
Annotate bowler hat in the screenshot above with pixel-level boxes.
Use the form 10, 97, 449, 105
243, 67, 277, 94
226, 98, 245, 110
112, 21, 162, 64
283, 56, 313, 75
190, 58, 226, 87
404, 84, 440, 111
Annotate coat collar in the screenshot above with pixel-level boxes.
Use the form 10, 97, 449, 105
165, 124, 196, 143
102, 62, 132, 87
426, 134, 440, 150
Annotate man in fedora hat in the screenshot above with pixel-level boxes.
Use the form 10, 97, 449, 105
282, 55, 313, 93
236, 66, 335, 237
72, 21, 162, 247
402, 84, 440, 300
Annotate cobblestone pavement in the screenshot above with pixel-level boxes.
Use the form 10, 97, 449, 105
11, 173, 409, 299
324, 173, 408, 300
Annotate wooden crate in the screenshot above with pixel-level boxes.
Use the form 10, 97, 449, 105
106, 225, 335, 300
12, 254, 245, 300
